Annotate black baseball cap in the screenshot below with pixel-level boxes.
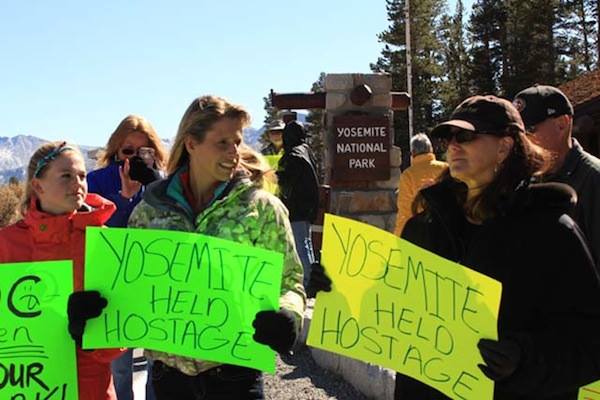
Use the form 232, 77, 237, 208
430, 95, 525, 139
513, 85, 573, 130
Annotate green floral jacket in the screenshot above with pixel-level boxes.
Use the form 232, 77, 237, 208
128, 168, 306, 375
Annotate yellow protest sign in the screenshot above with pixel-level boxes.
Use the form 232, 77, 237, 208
307, 214, 502, 400
263, 154, 281, 195
83, 227, 284, 373
264, 154, 281, 169
580, 380, 600, 400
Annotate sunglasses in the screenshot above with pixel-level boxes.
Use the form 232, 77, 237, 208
439, 129, 478, 145
120, 146, 156, 159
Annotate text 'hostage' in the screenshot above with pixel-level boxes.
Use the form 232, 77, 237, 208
0, 261, 78, 400
83, 227, 284, 373
306, 214, 502, 400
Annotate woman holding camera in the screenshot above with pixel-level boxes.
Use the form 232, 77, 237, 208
86, 114, 167, 400
87, 115, 167, 228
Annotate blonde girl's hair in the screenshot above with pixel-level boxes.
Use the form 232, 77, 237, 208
167, 95, 251, 175
98, 115, 168, 170
238, 144, 278, 189
168, 96, 276, 187
19, 141, 83, 217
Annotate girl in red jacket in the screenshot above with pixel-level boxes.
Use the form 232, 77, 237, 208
0, 141, 124, 400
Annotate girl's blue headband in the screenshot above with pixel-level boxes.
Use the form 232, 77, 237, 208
33, 142, 75, 178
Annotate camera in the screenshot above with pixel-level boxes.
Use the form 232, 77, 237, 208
118, 156, 160, 185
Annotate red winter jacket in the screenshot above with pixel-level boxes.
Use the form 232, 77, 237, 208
0, 193, 124, 400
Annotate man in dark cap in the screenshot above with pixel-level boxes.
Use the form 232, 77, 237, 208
277, 120, 320, 287
514, 84, 600, 268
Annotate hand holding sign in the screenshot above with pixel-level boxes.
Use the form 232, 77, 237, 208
252, 309, 298, 354
477, 338, 521, 381
306, 262, 332, 298
67, 290, 108, 347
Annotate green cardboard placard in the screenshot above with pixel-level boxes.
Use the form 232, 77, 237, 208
0, 260, 78, 399
84, 227, 284, 373
307, 214, 502, 400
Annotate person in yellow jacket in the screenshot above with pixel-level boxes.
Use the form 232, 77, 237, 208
393, 133, 447, 235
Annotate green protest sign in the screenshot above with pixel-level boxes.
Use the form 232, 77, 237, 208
0, 260, 78, 399
307, 214, 502, 400
83, 227, 284, 373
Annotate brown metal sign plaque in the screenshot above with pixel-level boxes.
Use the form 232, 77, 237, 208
332, 115, 391, 181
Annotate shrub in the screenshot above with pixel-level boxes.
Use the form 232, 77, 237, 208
0, 181, 23, 227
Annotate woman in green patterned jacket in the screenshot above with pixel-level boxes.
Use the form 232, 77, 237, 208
128, 95, 306, 400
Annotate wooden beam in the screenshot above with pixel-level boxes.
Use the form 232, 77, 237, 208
271, 91, 326, 110
391, 92, 411, 110
271, 90, 410, 111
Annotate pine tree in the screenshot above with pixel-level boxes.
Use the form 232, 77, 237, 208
466, 0, 566, 97
371, 0, 447, 167
263, 95, 279, 125
557, 0, 597, 80
571, 0, 600, 71
583, 0, 600, 68
597, 0, 600, 62
439, 0, 470, 115
573, 0, 596, 70
259, 95, 281, 149
466, 0, 506, 95
502, 0, 559, 96
306, 72, 326, 181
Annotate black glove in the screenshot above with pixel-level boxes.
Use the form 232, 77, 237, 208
128, 156, 160, 186
306, 262, 332, 298
252, 309, 298, 354
67, 291, 107, 347
478, 338, 521, 381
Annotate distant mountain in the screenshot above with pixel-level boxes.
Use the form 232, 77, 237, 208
0, 135, 103, 184
0, 135, 48, 171
0, 122, 310, 184
243, 127, 264, 151
0, 166, 28, 183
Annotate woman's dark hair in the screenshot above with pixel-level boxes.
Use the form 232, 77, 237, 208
413, 129, 551, 221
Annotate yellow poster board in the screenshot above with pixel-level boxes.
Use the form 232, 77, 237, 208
264, 154, 281, 169
263, 154, 281, 194
579, 380, 600, 400
307, 214, 502, 400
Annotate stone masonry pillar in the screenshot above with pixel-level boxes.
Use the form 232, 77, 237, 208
324, 73, 402, 232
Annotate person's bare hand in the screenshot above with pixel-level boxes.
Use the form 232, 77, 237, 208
119, 158, 142, 199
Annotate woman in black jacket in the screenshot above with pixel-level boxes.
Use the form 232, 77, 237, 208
394, 95, 600, 399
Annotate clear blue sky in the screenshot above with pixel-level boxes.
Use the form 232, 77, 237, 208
0, 0, 473, 146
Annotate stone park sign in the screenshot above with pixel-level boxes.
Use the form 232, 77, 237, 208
333, 114, 390, 181
271, 73, 410, 232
